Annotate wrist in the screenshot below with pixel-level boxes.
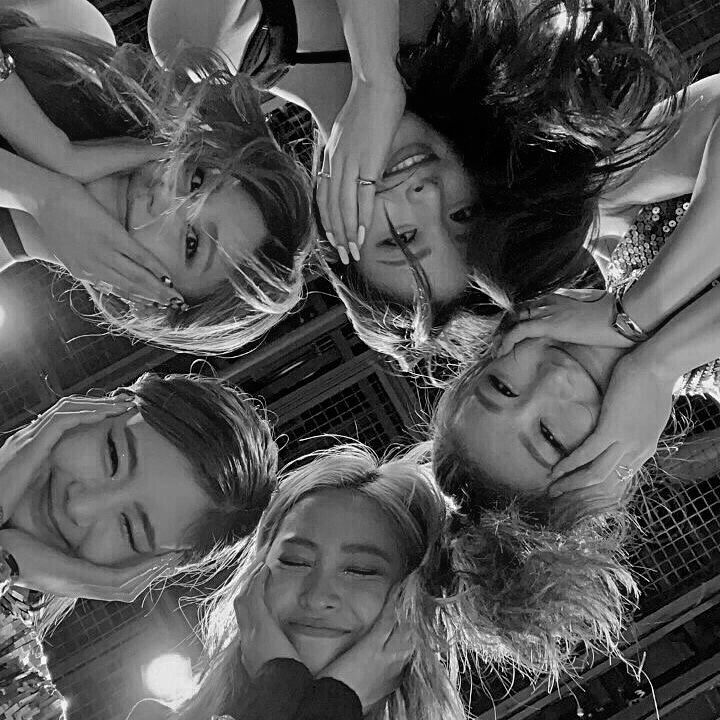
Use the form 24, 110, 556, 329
624, 340, 679, 388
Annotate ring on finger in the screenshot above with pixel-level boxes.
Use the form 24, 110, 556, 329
317, 171, 331, 179
356, 176, 377, 186
615, 465, 634, 482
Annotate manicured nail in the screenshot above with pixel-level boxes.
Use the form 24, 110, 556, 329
357, 225, 366, 248
337, 246, 350, 265
326, 231, 337, 248
168, 297, 189, 312
161, 275, 174, 287
349, 242, 360, 262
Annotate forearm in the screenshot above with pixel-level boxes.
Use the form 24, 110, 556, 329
0, 148, 58, 217
335, 0, 400, 85
632, 281, 720, 382
602, 74, 720, 208
621, 116, 720, 331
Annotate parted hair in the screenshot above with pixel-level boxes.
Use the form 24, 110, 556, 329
0, 10, 312, 354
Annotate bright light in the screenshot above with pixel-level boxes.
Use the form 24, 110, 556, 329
143, 653, 197, 704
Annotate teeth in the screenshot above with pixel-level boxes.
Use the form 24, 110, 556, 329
386, 153, 432, 175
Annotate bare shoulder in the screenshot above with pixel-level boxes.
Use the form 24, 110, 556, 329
1, 0, 116, 45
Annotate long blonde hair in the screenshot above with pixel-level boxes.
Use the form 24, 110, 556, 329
177, 443, 466, 720
1, 10, 313, 354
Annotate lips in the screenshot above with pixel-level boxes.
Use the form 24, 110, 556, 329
383, 143, 438, 180
45, 473, 75, 555
288, 620, 350, 638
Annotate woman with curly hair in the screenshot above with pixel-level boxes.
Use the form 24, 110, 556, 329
0, 370, 278, 718
0, 6, 312, 354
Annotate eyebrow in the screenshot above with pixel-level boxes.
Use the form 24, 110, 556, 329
282, 537, 392, 564
519, 432, 552, 470
379, 247, 431, 267
202, 221, 219, 273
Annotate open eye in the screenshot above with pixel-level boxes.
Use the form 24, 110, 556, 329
380, 229, 418, 248
189, 168, 205, 192
107, 430, 118, 476
540, 422, 567, 455
186, 226, 200, 260
488, 375, 517, 398
450, 205, 477, 223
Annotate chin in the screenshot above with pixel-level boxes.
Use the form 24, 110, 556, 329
292, 638, 348, 675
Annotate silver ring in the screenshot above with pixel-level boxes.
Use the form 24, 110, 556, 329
94, 281, 114, 295
615, 465, 634, 482
317, 171, 331, 179
356, 177, 377, 186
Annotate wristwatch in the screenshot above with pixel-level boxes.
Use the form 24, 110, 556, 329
611, 290, 649, 343
0, 50, 15, 82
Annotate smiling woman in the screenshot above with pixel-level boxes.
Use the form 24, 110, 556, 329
169, 443, 467, 720
0, 372, 279, 720
0, 9, 313, 354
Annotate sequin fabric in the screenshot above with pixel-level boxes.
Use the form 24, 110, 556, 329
606, 194, 720, 399
0, 586, 65, 720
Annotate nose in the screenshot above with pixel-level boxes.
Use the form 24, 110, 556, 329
298, 567, 340, 612
65, 482, 124, 528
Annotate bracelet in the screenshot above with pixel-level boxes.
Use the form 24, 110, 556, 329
0, 51, 15, 82
611, 290, 650, 343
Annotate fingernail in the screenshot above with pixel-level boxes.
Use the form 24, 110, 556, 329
168, 297, 189, 312
337, 246, 350, 265
357, 225, 366, 248
326, 231, 337, 248
161, 275, 174, 288
349, 242, 360, 262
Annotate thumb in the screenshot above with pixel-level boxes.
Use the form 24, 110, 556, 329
70, 139, 167, 183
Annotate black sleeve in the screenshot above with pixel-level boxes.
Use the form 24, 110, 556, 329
293, 678, 363, 720
235, 658, 315, 720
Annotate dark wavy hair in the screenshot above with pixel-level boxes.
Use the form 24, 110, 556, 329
322, 0, 689, 372
0, 10, 312, 354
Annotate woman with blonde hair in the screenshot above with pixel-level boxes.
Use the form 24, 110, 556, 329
125, 442, 637, 720
0, 8, 312, 354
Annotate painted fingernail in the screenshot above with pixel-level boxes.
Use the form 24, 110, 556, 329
161, 275, 174, 288
168, 297, 189, 312
357, 225, 366, 248
349, 242, 360, 262
337, 246, 350, 265
326, 231, 337, 248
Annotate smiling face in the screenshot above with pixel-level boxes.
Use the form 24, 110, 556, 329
9, 410, 211, 568
446, 338, 621, 494
264, 489, 404, 674
85, 162, 268, 301
356, 113, 478, 305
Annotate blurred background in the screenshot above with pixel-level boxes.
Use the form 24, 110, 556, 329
4, 1, 720, 719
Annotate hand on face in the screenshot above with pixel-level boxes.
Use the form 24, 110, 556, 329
317, 585, 413, 714
234, 565, 300, 678
0, 396, 136, 523
0, 527, 180, 602
316, 73, 407, 263
497, 289, 635, 357
547, 351, 676, 506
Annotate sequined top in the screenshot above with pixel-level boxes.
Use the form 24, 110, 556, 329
0, 587, 65, 720
606, 194, 720, 397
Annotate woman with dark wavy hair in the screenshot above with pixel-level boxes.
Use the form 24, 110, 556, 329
0, 5, 312, 354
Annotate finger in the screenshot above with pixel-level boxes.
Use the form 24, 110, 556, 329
497, 318, 553, 356
339, 161, 360, 248
357, 185, 375, 252
315, 172, 337, 254
327, 158, 349, 259
98, 251, 180, 305
551, 433, 613, 479
547, 443, 625, 497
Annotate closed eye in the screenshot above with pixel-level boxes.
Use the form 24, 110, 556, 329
345, 567, 381, 577
121, 513, 139, 553
279, 558, 311, 568
107, 430, 118, 476
488, 375, 517, 398
540, 422, 567, 456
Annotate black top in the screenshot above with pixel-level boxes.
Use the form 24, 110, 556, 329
0, 136, 26, 260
